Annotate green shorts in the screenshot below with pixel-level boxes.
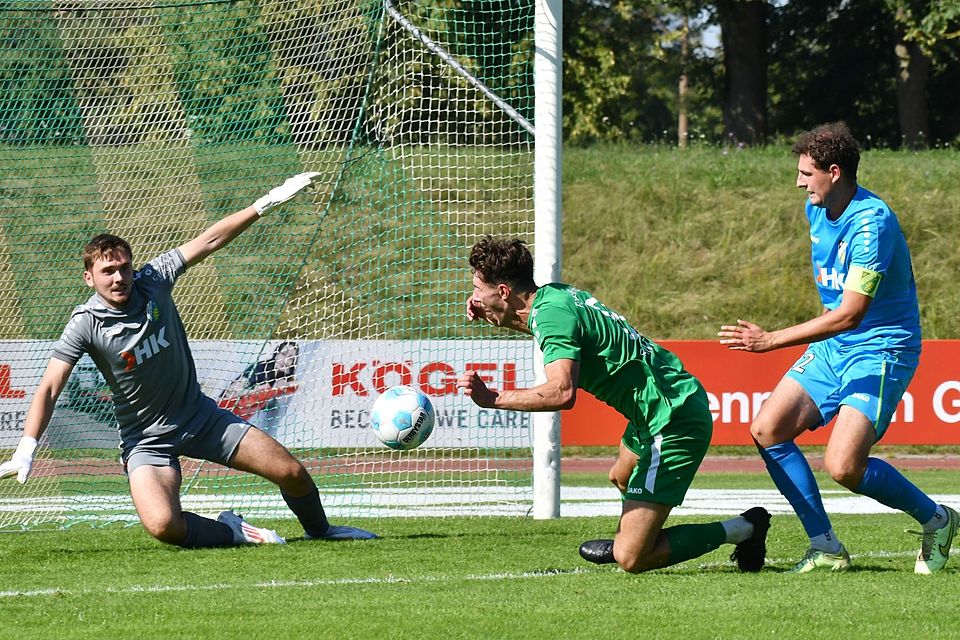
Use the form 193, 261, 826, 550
621, 390, 713, 507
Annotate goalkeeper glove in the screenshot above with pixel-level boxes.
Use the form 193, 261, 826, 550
0, 436, 37, 484
252, 172, 321, 216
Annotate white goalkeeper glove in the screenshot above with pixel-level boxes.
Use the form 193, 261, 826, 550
0, 436, 37, 484
252, 172, 321, 216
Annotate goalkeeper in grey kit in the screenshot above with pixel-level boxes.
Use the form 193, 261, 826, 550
0, 173, 375, 547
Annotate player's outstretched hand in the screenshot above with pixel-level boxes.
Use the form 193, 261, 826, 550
253, 172, 322, 216
0, 437, 37, 484
718, 319, 773, 353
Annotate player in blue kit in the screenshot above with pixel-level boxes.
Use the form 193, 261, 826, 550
719, 122, 957, 573
0, 173, 375, 547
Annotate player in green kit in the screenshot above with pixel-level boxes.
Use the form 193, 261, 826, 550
456, 236, 771, 572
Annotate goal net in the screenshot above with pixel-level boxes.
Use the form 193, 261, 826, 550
0, 0, 535, 529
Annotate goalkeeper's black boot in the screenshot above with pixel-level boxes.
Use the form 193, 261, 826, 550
579, 539, 616, 564
730, 506, 771, 572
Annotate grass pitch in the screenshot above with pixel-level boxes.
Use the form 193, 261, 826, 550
2, 469, 960, 639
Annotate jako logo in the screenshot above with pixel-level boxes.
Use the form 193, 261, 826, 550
120, 327, 170, 371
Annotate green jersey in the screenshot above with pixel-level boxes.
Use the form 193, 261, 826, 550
530, 283, 704, 436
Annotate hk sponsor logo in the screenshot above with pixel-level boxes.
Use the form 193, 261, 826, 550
815, 265, 846, 290
120, 327, 170, 371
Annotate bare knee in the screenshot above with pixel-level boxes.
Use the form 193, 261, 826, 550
277, 460, 314, 495
825, 456, 865, 490
616, 553, 645, 573
613, 546, 655, 574
749, 382, 821, 447
749, 415, 783, 449
140, 512, 186, 545
612, 531, 665, 574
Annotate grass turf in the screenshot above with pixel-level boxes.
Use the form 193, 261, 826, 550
2, 470, 959, 639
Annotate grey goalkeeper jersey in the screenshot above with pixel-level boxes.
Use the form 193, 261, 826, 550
53, 249, 206, 444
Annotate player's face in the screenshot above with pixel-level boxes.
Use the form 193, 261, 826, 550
796, 153, 838, 207
274, 344, 298, 375
83, 250, 134, 309
471, 272, 512, 326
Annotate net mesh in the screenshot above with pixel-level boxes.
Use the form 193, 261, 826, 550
0, 0, 535, 528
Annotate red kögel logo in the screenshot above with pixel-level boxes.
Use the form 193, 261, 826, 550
332, 360, 519, 396
0, 365, 25, 399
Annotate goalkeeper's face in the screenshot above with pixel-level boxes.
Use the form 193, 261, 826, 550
83, 249, 134, 309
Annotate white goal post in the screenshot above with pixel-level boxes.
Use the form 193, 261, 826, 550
533, 0, 563, 519
0, 0, 563, 527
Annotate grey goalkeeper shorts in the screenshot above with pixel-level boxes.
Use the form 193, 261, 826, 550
121, 401, 252, 476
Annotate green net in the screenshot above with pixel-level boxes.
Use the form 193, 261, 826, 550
0, 0, 535, 528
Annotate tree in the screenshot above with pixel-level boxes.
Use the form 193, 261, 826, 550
562, 1, 660, 143
646, 1, 714, 148
715, 0, 768, 145
890, 0, 960, 148
767, 0, 901, 147
561, 1, 721, 144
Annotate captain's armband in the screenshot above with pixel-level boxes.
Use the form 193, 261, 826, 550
845, 265, 882, 298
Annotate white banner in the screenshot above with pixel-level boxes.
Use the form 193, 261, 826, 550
0, 340, 535, 449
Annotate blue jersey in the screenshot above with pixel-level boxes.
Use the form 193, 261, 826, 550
806, 185, 921, 353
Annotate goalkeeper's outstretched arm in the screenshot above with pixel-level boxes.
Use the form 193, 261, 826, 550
0, 358, 74, 484
178, 172, 320, 268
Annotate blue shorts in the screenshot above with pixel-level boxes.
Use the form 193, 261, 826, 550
785, 339, 918, 440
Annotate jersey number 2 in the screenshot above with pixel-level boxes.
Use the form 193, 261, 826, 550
790, 352, 815, 374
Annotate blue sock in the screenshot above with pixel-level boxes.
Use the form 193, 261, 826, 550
854, 457, 936, 523
760, 442, 832, 538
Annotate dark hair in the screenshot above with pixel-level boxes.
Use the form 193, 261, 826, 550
264, 341, 299, 382
273, 341, 299, 358
83, 234, 132, 271
469, 236, 536, 291
792, 121, 860, 183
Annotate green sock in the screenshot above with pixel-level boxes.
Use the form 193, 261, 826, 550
664, 522, 727, 567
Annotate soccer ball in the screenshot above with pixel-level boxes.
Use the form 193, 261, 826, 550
369, 385, 436, 450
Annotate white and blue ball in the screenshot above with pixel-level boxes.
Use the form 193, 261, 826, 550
370, 385, 435, 450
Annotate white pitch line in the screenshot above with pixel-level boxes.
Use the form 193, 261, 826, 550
0, 549, 929, 599
560, 488, 960, 517
0, 567, 599, 599
4, 488, 960, 522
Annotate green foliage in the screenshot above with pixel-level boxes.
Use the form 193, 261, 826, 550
562, 1, 722, 144
0, 1, 531, 149
562, 1, 637, 142
767, 0, 960, 148
373, 1, 534, 145
163, 1, 291, 144
3, 1, 959, 148
0, 14, 85, 145
890, 0, 960, 55
560, 0, 960, 147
